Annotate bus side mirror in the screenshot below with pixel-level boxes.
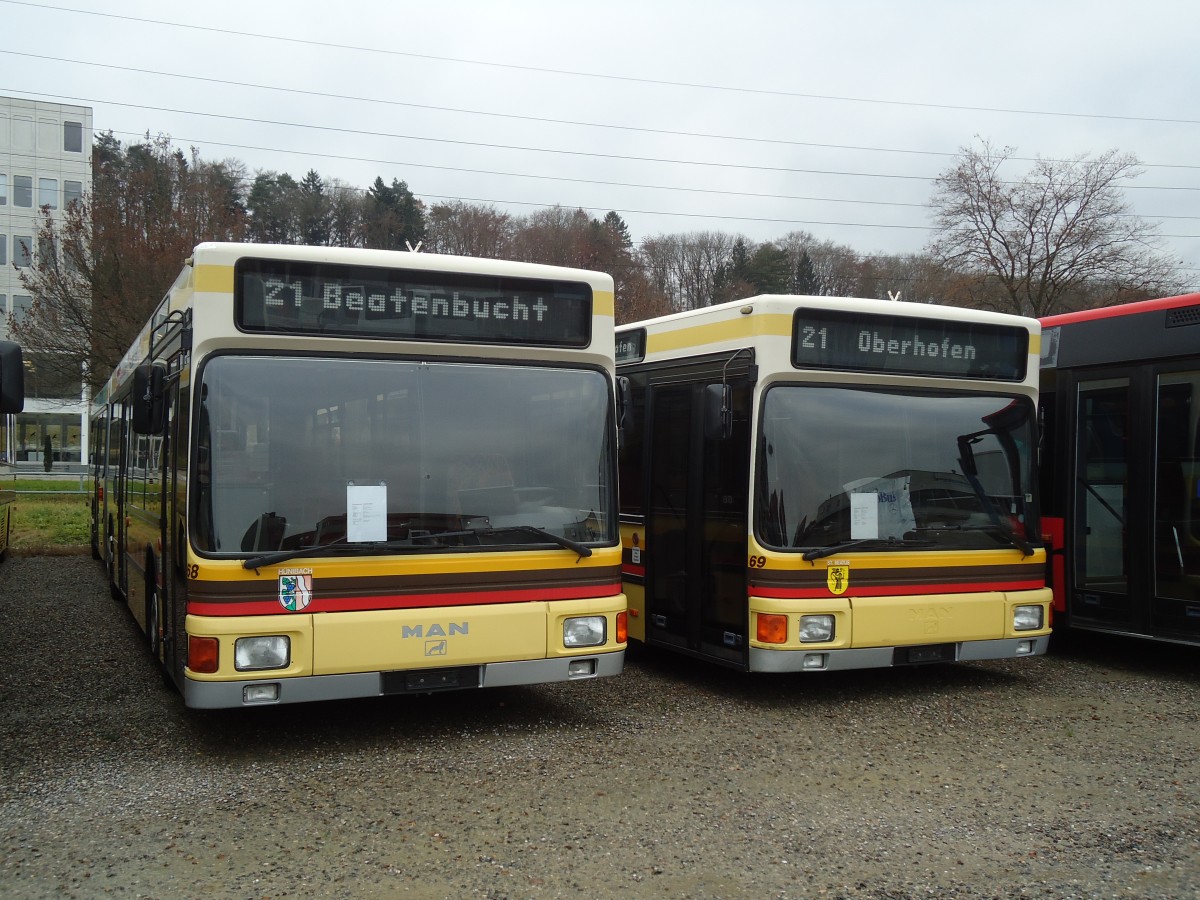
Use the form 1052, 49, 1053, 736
704, 383, 732, 441
131, 363, 168, 435
0, 341, 24, 415
616, 376, 631, 450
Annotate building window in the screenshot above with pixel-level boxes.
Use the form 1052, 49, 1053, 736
39, 177, 58, 209
0, 294, 6, 317
0, 234, 6, 267
11, 295, 32, 323
24, 352, 82, 400
0, 173, 7, 205
64, 180, 83, 208
12, 116, 34, 151
64, 121, 83, 153
13, 175, 32, 207
38, 234, 57, 268
14, 236, 33, 268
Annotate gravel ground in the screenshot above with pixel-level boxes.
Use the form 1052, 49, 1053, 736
1, 553, 1197, 899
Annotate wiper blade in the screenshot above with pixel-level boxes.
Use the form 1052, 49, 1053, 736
982, 524, 1035, 558
494, 525, 593, 559
244, 526, 595, 570
411, 524, 593, 560
243, 538, 429, 570
802, 537, 934, 562
243, 539, 349, 570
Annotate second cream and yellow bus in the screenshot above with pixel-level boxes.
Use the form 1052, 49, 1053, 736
616, 295, 1051, 671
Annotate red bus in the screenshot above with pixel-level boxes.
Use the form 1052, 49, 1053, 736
1039, 292, 1200, 644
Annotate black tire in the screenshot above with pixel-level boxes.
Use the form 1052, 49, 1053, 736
146, 566, 161, 660
107, 520, 121, 601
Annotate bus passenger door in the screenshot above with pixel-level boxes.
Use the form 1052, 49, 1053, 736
1072, 377, 1136, 628
645, 379, 751, 665
1153, 368, 1200, 637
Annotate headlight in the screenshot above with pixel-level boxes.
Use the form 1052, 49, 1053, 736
563, 616, 606, 648
234, 636, 290, 671
799, 615, 835, 643
1013, 605, 1044, 632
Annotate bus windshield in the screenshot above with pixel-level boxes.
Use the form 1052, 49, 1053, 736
194, 356, 615, 555
756, 386, 1036, 553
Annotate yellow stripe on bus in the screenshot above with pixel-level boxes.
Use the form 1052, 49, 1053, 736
190, 546, 623, 581
748, 539, 1046, 570
194, 264, 235, 294
594, 290, 614, 318
647, 313, 792, 354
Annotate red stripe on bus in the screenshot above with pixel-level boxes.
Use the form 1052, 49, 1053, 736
1041, 517, 1067, 614
622, 564, 646, 578
188, 582, 623, 616
751, 579, 1045, 599
1040, 292, 1200, 325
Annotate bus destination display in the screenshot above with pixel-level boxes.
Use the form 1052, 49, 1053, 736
615, 329, 646, 364
237, 259, 592, 347
791, 308, 1028, 381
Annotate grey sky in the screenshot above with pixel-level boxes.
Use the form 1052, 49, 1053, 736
3, 0, 1198, 281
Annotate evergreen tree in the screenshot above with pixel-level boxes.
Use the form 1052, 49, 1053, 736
246, 172, 300, 243
364, 177, 426, 250
793, 250, 820, 295
746, 243, 790, 294
298, 169, 331, 245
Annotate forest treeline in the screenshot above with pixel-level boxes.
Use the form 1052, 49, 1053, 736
14, 132, 1185, 388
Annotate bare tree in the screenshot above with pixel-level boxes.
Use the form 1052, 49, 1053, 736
639, 231, 738, 311
860, 253, 959, 304
325, 179, 367, 248
425, 201, 517, 258
14, 133, 248, 389
510, 206, 596, 267
10, 206, 98, 383
777, 231, 870, 297
927, 140, 1184, 317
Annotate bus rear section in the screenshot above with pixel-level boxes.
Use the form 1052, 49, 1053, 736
1040, 292, 1200, 645
617, 295, 1052, 671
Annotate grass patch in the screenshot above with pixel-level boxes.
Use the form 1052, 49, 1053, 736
2, 478, 93, 552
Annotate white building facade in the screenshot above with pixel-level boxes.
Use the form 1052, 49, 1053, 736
1, 96, 93, 471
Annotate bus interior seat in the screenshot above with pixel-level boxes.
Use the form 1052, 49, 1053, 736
241, 512, 287, 552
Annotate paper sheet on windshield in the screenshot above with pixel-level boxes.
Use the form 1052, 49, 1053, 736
851, 476, 915, 540
850, 492, 879, 539
347, 484, 387, 542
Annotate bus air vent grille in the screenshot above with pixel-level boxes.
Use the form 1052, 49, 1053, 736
1166, 307, 1200, 328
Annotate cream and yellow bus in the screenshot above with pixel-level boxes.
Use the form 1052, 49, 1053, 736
90, 243, 626, 707
616, 295, 1050, 671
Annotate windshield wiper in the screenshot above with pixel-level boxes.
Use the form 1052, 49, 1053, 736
802, 537, 934, 562
243, 538, 352, 570
242, 538, 429, 570
957, 430, 1034, 557
411, 524, 593, 561
244, 525, 594, 571
979, 523, 1035, 557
